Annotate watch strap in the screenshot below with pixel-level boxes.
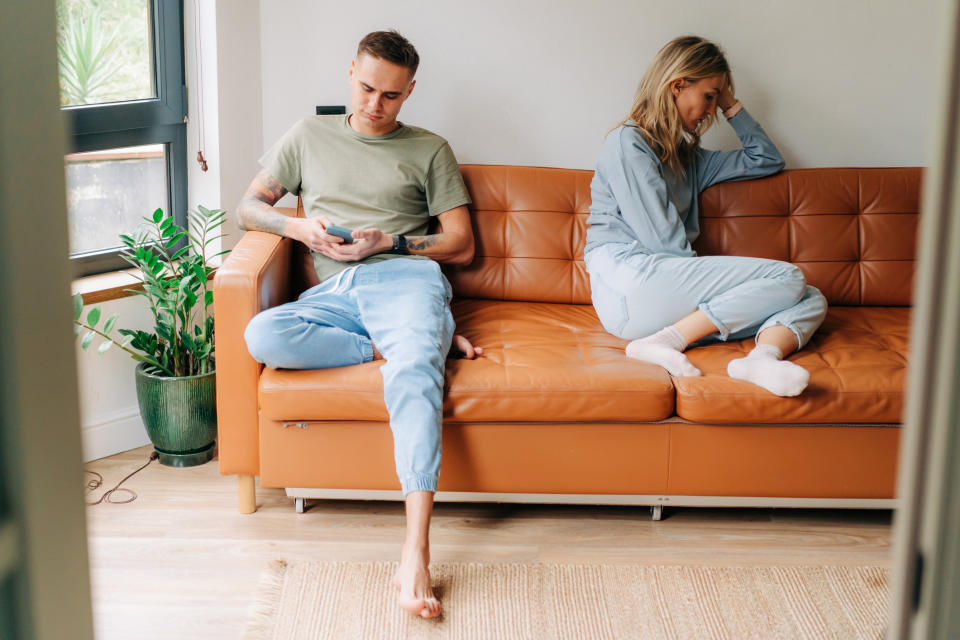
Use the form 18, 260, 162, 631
390, 233, 408, 254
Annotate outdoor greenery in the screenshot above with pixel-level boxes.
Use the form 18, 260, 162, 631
57, 0, 152, 106
74, 206, 229, 377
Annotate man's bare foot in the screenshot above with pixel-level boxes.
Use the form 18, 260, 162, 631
393, 543, 441, 619
372, 334, 481, 361
450, 334, 483, 359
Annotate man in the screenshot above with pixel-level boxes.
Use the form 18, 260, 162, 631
238, 30, 478, 619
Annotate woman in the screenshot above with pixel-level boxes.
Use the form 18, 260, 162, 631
585, 36, 827, 397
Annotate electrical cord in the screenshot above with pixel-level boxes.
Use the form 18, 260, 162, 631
85, 451, 159, 505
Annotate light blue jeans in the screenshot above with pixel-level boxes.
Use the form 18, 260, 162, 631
584, 243, 827, 348
244, 258, 455, 494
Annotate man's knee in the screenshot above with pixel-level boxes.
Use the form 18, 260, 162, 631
244, 310, 281, 363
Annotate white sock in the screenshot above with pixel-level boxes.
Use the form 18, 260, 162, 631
625, 326, 702, 377
727, 343, 810, 397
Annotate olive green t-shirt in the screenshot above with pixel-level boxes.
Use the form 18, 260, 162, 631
259, 114, 471, 283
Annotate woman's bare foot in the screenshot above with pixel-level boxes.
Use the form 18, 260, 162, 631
393, 543, 441, 618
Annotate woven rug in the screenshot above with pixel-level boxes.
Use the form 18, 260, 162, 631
243, 561, 889, 640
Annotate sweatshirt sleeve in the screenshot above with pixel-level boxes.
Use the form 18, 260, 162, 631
600, 127, 694, 255
695, 108, 785, 191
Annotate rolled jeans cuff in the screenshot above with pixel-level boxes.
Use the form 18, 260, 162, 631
401, 474, 439, 495
698, 302, 731, 340
757, 319, 804, 351
360, 339, 375, 363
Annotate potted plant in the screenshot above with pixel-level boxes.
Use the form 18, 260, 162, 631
74, 206, 228, 467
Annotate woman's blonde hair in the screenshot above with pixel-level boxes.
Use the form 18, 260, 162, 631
622, 35, 733, 174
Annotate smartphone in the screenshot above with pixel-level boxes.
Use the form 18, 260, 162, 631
326, 224, 355, 244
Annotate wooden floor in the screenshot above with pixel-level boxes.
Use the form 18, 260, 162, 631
85, 445, 894, 640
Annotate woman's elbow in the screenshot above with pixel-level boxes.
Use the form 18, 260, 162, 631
768, 149, 786, 172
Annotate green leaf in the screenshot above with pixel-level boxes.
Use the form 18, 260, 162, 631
98, 341, 112, 355
193, 263, 208, 285
206, 215, 227, 230
159, 216, 174, 231
73, 324, 83, 336
81, 331, 95, 350
157, 321, 173, 342
86, 307, 101, 328
166, 232, 186, 249
204, 290, 214, 307
170, 246, 189, 261
152, 208, 164, 223
73, 293, 84, 320
103, 313, 119, 334
120, 335, 134, 349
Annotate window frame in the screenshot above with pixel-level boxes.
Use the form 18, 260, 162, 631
63, 0, 187, 277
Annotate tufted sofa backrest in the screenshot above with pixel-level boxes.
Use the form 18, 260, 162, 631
446, 165, 921, 307
696, 168, 922, 306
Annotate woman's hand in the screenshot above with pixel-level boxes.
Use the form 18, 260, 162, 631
717, 82, 737, 112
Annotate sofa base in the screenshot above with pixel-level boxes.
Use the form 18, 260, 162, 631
283, 487, 896, 521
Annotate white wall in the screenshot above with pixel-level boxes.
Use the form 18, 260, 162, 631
258, 0, 939, 170
75, 296, 154, 462
186, 0, 222, 223
214, 0, 264, 243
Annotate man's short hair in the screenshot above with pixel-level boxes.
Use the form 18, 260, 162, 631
357, 30, 420, 77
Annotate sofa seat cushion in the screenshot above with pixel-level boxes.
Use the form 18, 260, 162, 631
258, 299, 676, 422
675, 307, 910, 424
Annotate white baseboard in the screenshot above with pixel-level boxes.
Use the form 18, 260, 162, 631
284, 488, 897, 510
81, 405, 151, 462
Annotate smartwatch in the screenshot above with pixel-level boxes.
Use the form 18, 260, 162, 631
389, 234, 408, 254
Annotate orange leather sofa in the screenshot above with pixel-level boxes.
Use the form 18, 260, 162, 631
215, 165, 918, 519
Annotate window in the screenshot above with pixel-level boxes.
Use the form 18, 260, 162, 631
58, 0, 186, 276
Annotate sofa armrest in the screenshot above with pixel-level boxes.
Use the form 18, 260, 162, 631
214, 229, 294, 476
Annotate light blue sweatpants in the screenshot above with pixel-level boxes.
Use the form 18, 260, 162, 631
584, 242, 827, 348
244, 258, 455, 494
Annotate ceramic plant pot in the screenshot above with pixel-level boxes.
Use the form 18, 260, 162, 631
134, 362, 217, 467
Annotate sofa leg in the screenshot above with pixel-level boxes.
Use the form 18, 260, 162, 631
650, 505, 663, 521
239, 474, 257, 514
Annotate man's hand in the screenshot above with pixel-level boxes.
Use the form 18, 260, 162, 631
290, 216, 349, 252
307, 222, 393, 262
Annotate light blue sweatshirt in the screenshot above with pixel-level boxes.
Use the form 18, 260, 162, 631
586, 109, 785, 256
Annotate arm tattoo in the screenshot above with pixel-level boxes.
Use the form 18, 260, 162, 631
237, 170, 290, 235
406, 235, 441, 251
